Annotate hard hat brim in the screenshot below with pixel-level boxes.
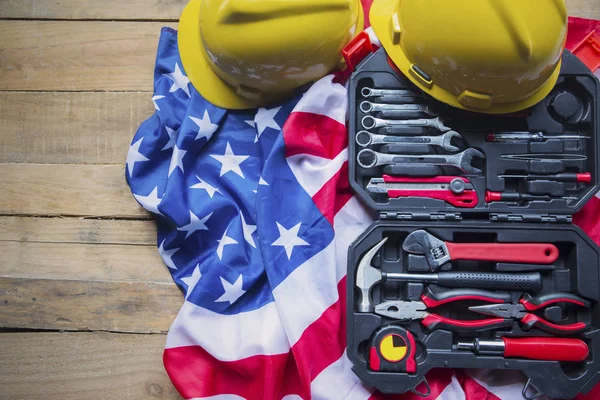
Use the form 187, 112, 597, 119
178, 0, 259, 109
179, 0, 365, 110
369, 0, 562, 114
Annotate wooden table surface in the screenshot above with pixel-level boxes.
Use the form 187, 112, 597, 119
0, 1, 597, 399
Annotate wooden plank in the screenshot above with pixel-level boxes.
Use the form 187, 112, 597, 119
0, 21, 176, 91
0, 217, 156, 245
0, 241, 169, 283
0, 164, 147, 217
566, 0, 600, 19
0, 0, 186, 20
0, 332, 182, 400
0, 278, 181, 333
0, 92, 154, 164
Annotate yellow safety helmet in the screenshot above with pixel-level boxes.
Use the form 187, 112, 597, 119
370, 0, 568, 114
178, 0, 364, 109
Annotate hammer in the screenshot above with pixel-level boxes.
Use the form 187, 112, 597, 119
355, 238, 543, 313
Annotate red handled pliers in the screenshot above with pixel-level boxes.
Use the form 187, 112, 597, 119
374, 287, 515, 333
469, 293, 591, 335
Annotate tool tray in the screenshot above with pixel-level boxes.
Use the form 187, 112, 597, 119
346, 48, 600, 399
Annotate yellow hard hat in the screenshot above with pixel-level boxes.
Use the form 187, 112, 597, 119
178, 0, 364, 109
370, 0, 568, 114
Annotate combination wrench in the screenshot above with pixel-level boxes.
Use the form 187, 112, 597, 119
362, 116, 451, 132
360, 101, 438, 117
357, 148, 485, 174
355, 130, 463, 152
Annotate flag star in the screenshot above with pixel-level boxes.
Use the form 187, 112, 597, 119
216, 227, 238, 260
152, 95, 165, 111
161, 126, 178, 151
210, 142, 249, 178
168, 145, 187, 177
240, 213, 257, 248
255, 106, 281, 138
259, 176, 269, 186
159, 239, 180, 270
126, 138, 150, 177
178, 210, 212, 239
163, 63, 191, 97
133, 186, 163, 215
190, 176, 219, 198
181, 264, 202, 300
271, 222, 309, 259
190, 111, 219, 141
231, 65, 241, 75
215, 274, 246, 305
244, 120, 255, 128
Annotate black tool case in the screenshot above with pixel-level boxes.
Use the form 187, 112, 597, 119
346, 48, 600, 399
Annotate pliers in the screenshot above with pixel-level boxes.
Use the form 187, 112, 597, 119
469, 293, 591, 335
374, 287, 514, 333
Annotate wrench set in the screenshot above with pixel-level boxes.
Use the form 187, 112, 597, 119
346, 48, 600, 399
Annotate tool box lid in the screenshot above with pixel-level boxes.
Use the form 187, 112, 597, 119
347, 49, 600, 221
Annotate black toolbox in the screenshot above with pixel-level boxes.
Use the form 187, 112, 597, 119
346, 47, 600, 399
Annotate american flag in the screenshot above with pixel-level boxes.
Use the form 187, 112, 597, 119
126, 13, 600, 400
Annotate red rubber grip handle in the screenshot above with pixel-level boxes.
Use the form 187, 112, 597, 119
445, 242, 559, 264
577, 173, 592, 183
421, 291, 510, 308
386, 189, 478, 208
520, 294, 588, 311
520, 314, 589, 335
503, 337, 589, 361
421, 314, 510, 332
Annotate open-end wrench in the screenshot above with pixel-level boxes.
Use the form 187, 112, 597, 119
361, 88, 421, 98
356, 130, 462, 152
360, 102, 438, 117
357, 148, 485, 174
362, 116, 451, 132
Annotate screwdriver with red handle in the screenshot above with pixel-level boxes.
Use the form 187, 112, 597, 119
498, 172, 591, 183
456, 337, 589, 362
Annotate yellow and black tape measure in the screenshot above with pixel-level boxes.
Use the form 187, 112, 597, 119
369, 325, 417, 373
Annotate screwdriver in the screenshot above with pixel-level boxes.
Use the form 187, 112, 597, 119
499, 172, 591, 183
485, 191, 578, 203
487, 132, 589, 142
456, 337, 588, 362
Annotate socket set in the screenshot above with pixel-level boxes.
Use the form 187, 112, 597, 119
346, 48, 600, 399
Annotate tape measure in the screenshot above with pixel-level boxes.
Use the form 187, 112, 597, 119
369, 325, 417, 373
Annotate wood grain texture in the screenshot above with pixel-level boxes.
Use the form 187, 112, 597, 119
0, 92, 154, 164
566, 0, 600, 19
0, 164, 147, 217
0, 241, 169, 283
0, 217, 156, 245
0, 332, 183, 400
0, 0, 186, 20
0, 278, 181, 333
0, 21, 176, 91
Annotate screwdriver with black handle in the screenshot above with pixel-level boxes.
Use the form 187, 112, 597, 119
456, 337, 588, 362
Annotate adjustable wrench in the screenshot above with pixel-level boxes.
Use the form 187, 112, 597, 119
355, 130, 462, 152
360, 102, 438, 117
362, 116, 451, 132
357, 148, 485, 174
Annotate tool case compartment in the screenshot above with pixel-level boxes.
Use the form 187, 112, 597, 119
346, 48, 600, 399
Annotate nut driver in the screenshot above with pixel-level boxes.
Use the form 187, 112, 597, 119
402, 230, 559, 271
469, 292, 591, 335
357, 148, 485, 174
366, 175, 478, 208
355, 130, 462, 152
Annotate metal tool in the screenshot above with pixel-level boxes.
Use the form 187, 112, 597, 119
456, 337, 589, 362
470, 292, 591, 335
499, 172, 591, 183
485, 191, 578, 203
501, 154, 588, 161
362, 116, 451, 132
366, 175, 478, 208
374, 287, 514, 333
355, 238, 543, 312
357, 148, 485, 174
402, 230, 559, 271
361, 88, 421, 98
360, 102, 438, 116
355, 130, 462, 152
487, 132, 589, 142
